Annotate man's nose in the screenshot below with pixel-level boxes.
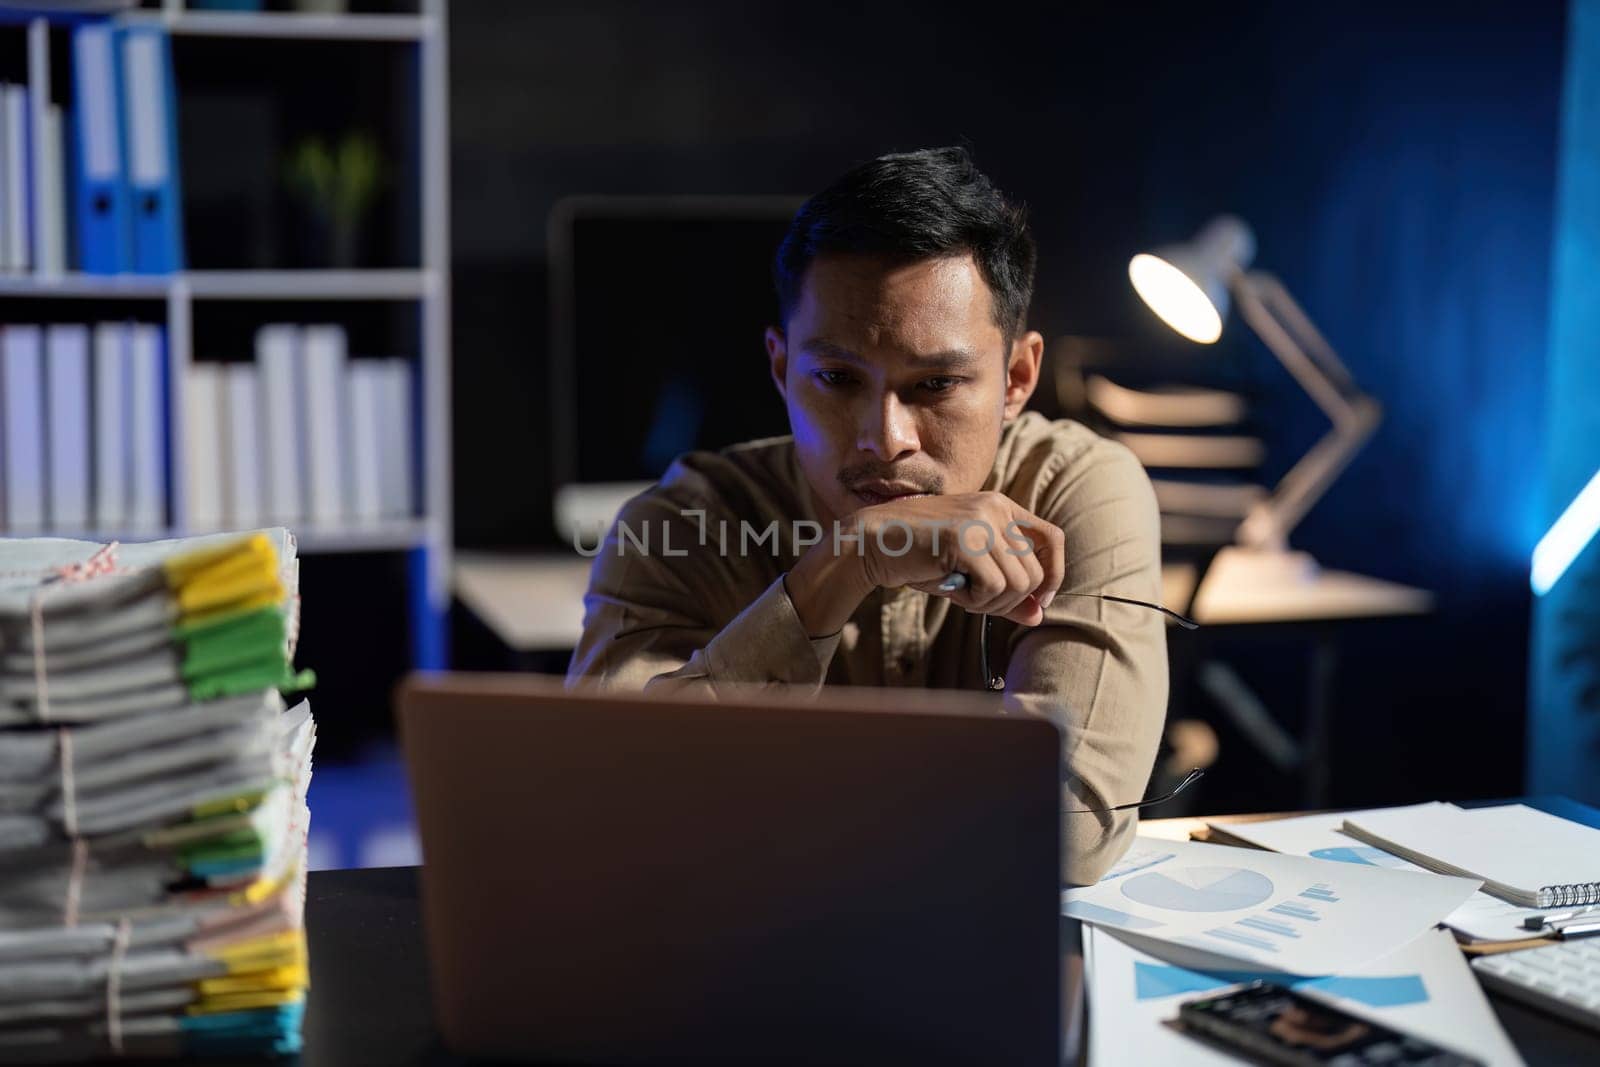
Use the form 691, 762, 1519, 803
857, 390, 920, 461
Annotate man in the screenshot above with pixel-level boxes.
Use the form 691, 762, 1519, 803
567, 146, 1167, 884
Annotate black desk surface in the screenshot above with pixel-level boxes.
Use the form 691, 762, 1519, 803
299, 862, 1600, 1067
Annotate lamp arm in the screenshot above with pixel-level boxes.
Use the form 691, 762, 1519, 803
1236, 400, 1382, 549
1227, 271, 1383, 550
1248, 272, 1361, 394
1230, 271, 1361, 426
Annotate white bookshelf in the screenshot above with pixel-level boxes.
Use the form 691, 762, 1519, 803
0, 1, 453, 667
0, 269, 435, 299
119, 9, 434, 42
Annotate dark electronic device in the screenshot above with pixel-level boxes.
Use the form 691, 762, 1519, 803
1176, 981, 1484, 1067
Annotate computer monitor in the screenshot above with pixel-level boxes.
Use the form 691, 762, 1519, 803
547, 195, 804, 540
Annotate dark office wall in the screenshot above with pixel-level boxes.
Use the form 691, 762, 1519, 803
447, 2, 1566, 807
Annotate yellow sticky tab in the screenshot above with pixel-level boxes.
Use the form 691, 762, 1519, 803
197, 963, 309, 996
224, 862, 299, 908
178, 566, 284, 616
190, 988, 305, 1014
211, 929, 305, 971
168, 534, 284, 615
165, 533, 274, 585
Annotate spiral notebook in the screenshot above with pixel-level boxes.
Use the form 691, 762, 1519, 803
1342, 802, 1600, 908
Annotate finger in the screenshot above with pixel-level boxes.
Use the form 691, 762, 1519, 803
998, 593, 1045, 628
1008, 509, 1065, 608
963, 541, 1027, 618
984, 546, 1040, 623
950, 555, 1007, 615
1010, 531, 1045, 596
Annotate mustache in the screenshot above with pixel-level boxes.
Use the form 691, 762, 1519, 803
837, 464, 945, 494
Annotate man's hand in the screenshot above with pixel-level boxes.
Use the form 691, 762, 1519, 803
785, 492, 1065, 637
854, 492, 1065, 625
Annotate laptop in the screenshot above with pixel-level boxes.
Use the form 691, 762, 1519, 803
397, 672, 1065, 1066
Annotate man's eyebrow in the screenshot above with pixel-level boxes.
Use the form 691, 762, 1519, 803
798, 339, 986, 371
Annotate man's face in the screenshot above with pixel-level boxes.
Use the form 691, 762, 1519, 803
766, 252, 1041, 527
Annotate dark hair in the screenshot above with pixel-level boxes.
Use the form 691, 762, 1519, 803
773, 146, 1036, 341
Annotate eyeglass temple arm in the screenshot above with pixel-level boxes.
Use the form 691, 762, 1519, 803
1063, 767, 1206, 814
937, 573, 1197, 630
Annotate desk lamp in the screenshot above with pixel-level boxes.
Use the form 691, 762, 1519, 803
1128, 216, 1383, 582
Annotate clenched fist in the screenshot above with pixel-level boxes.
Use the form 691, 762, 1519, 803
785, 491, 1065, 637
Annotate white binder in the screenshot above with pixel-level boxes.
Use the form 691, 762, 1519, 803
347, 362, 383, 524
1, 326, 45, 532
45, 324, 91, 530
225, 363, 264, 528
300, 325, 348, 526
379, 358, 414, 518
256, 324, 302, 523
185, 362, 224, 534
127, 323, 165, 533
92, 322, 129, 531
2, 86, 28, 273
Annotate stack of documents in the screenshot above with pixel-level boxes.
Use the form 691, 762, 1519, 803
0, 530, 315, 1061
1343, 803, 1600, 908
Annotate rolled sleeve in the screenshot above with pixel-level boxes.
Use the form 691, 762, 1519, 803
1001, 438, 1169, 885
565, 490, 840, 695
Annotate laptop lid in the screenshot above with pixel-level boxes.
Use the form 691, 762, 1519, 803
398, 673, 1063, 1066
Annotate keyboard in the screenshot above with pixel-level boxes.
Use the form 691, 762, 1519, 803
1472, 938, 1600, 1032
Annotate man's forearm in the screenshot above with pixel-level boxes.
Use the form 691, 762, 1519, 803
783, 540, 875, 638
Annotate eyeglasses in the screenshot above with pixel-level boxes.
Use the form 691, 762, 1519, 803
936, 571, 1205, 816
933, 572, 1199, 690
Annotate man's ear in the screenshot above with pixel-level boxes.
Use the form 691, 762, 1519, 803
766, 325, 790, 403
1003, 330, 1044, 420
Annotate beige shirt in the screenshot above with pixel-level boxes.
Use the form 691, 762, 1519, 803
566, 411, 1169, 885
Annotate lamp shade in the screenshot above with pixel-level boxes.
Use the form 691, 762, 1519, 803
1129, 215, 1257, 344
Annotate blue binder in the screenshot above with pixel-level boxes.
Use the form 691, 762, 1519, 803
70, 21, 131, 274
119, 25, 184, 274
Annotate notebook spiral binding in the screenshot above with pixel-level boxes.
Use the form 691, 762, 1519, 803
1539, 881, 1600, 908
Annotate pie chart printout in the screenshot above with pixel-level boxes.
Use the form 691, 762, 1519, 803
1120, 866, 1275, 913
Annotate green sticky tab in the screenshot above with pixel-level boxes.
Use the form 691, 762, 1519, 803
187, 658, 302, 701
189, 790, 269, 820
181, 609, 287, 679
183, 831, 267, 866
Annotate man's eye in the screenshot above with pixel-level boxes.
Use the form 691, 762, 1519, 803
815, 370, 855, 387
922, 376, 961, 393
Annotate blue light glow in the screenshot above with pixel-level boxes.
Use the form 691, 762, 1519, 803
1532, 467, 1600, 595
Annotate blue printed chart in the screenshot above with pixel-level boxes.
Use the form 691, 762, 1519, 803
1084, 926, 1523, 1067
1309, 844, 1412, 869
1121, 867, 1274, 912
1061, 838, 1479, 975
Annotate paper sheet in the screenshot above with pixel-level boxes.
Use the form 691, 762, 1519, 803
1084, 925, 1524, 1067
1211, 809, 1552, 942
1062, 837, 1479, 975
